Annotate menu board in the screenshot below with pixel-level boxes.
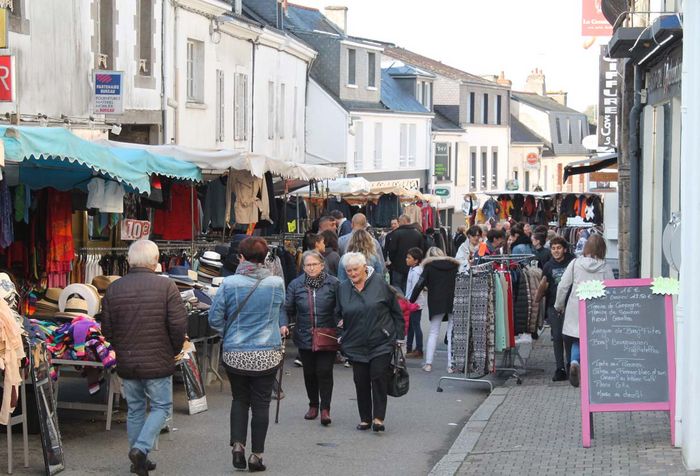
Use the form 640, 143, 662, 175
584, 285, 669, 404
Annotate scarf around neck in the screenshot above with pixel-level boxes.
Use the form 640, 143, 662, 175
236, 260, 272, 280
305, 271, 327, 289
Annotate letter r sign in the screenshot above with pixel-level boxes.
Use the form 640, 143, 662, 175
0, 55, 15, 102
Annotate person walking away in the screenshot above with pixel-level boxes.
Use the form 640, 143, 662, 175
452, 226, 467, 256
409, 247, 460, 373
320, 230, 341, 277
455, 225, 483, 265
285, 250, 339, 426
336, 252, 405, 432
101, 240, 187, 476
404, 247, 426, 359
535, 237, 574, 381
337, 229, 385, 283
554, 234, 613, 388
386, 215, 425, 293
208, 237, 289, 472
338, 213, 384, 265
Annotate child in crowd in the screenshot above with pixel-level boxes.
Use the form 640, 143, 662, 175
389, 286, 417, 356
404, 247, 426, 359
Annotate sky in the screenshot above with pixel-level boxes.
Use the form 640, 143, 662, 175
295, 0, 607, 112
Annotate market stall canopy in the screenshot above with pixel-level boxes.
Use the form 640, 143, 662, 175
114, 148, 202, 182
99, 139, 339, 180
563, 153, 618, 183
0, 126, 151, 193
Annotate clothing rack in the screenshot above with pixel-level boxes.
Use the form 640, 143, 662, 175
437, 254, 536, 393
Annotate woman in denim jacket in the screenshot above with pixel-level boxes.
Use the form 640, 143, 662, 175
209, 237, 289, 472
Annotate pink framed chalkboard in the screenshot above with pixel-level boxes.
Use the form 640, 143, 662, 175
578, 278, 675, 448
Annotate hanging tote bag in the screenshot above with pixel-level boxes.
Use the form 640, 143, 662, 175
307, 287, 340, 352
387, 344, 410, 397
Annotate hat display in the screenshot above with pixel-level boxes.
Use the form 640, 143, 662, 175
200, 251, 223, 268
58, 284, 101, 317
0, 273, 17, 301
36, 288, 62, 312
92, 275, 120, 294
198, 251, 223, 285
54, 297, 90, 319
169, 265, 194, 289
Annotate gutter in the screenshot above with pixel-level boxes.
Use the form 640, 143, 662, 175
628, 64, 643, 277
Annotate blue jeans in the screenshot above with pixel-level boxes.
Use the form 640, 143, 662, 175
407, 310, 423, 352
571, 340, 580, 364
122, 376, 173, 455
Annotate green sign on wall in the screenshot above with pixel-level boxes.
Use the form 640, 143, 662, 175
434, 142, 450, 180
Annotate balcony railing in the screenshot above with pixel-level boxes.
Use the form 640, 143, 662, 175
613, 0, 683, 28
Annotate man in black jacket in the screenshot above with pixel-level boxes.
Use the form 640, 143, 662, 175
387, 215, 425, 293
102, 240, 187, 476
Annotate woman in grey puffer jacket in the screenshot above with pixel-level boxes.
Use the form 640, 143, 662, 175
285, 250, 339, 426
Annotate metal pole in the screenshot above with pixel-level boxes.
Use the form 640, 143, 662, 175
274, 336, 286, 424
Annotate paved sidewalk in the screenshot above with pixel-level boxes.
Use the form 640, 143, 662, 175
435, 328, 697, 475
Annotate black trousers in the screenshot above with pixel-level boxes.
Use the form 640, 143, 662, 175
351, 353, 392, 423
298, 349, 335, 410
225, 366, 276, 454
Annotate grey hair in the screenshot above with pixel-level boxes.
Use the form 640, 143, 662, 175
341, 251, 367, 270
425, 246, 445, 258
302, 250, 325, 265
128, 239, 160, 268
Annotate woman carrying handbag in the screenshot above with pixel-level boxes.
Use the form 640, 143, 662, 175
285, 250, 340, 426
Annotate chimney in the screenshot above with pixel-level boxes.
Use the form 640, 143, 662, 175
496, 70, 512, 88
525, 68, 546, 96
325, 6, 348, 34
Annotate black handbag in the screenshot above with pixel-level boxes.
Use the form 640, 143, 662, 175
387, 345, 409, 398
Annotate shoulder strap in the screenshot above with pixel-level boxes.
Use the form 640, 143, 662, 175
223, 278, 264, 336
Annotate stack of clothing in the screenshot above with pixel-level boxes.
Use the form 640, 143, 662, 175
44, 315, 116, 394
198, 251, 223, 285
34, 288, 62, 316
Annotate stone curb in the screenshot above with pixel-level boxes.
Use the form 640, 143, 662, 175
428, 386, 510, 476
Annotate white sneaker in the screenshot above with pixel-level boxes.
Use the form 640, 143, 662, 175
294, 358, 303, 367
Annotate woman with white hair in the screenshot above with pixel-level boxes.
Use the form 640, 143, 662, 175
335, 252, 404, 432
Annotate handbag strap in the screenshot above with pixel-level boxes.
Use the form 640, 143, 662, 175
223, 278, 263, 336
306, 287, 316, 329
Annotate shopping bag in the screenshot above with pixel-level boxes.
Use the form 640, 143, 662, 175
179, 349, 208, 415
387, 345, 409, 398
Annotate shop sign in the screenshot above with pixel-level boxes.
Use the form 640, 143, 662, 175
434, 142, 451, 181
581, 0, 612, 37
369, 178, 420, 190
93, 70, 124, 114
434, 187, 450, 198
647, 46, 682, 105
598, 45, 618, 148
120, 219, 151, 241
524, 152, 540, 170
0, 54, 15, 102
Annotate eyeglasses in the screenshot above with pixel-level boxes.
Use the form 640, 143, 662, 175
304, 262, 323, 268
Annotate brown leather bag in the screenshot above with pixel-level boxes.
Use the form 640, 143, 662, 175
307, 288, 340, 352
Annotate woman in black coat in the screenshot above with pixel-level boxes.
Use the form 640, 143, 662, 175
336, 252, 404, 432
285, 250, 339, 426
409, 247, 460, 373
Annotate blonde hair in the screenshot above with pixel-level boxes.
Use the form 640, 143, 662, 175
425, 246, 445, 258
347, 229, 376, 261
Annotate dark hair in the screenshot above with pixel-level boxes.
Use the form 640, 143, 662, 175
549, 236, 569, 250
510, 223, 525, 237
238, 237, 269, 264
318, 216, 335, 228
467, 225, 483, 237
320, 230, 339, 252
487, 229, 505, 242
583, 234, 607, 260
407, 247, 424, 262
305, 233, 324, 250
534, 225, 548, 235
532, 233, 546, 245
330, 210, 344, 220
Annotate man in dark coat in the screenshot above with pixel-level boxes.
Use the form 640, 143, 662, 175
102, 240, 187, 476
387, 215, 425, 292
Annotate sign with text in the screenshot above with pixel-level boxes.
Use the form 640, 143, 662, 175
369, 178, 420, 191
0, 54, 15, 102
93, 70, 124, 114
582, 0, 612, 37
598, 45, 618, 148
434, 142, 451, 181
120, 219, 151, 241
578, 279, 676, 448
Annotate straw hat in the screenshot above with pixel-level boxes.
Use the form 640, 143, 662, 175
36, 288, 62, 311
58, 284, 101, 317
91, 275, 121, 294
54, 297, 91, 319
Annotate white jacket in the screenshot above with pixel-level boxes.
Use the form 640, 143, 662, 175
555, 257, 614, 338
405, 265, 426, 309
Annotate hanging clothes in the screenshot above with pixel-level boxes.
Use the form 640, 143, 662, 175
403, 203, 422, 227
420, 202, 434, 232
228, 169, 270, 225
46, 189, 74, 287
0, 179, 13, 248
152, 183, 201, 240
202, 177, 235, 230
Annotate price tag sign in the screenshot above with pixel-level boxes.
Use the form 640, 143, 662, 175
120, 219, 151, 241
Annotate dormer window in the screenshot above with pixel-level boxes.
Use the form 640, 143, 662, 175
348, 49, 356, 86
368, 52, 376, 88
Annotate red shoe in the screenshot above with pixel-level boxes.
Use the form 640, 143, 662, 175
320, 409, 331, 426
304, 406, 319, 420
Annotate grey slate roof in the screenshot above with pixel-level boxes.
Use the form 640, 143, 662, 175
432, 110, 464, 132
385, 65, 436, 79
511, 116, 546, 144
512, 92, 584, 114
434, 105, 460, 128
380, 70, 431, 114
243, 0, 342, 35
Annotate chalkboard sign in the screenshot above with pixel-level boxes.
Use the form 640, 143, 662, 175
578, 278, 676, 448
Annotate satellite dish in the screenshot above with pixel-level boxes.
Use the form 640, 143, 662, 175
662, 213, 681, 272
582, 135, 598, 151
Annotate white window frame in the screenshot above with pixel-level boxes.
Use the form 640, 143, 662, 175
491, 149, 498, 188
278, 83, 286, 139
267, 81, 275, 140
216, 70, 224, 142
186, 39, 204, 103
470, 150, 477, 191
354, 121, 364, 170
293, 86, 298, 138
373, 122, 382, 169
408, 124, 417, 167
347, 48, 356, 86
367, 52, 376, 88
234, 73, 248, 141
480, 148, 488, 190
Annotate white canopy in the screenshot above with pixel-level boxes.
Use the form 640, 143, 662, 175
291, 177, 372, 195
97, 139, 339, 180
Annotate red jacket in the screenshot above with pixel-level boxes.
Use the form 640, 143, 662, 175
398, 298, 420, 336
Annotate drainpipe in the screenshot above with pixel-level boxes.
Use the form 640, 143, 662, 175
627, 64, 643, 278
172, 1, 180, 143
160, 0, 168, 143
250, 42, 256, 153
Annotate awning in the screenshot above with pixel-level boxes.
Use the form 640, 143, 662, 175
1, 126, 151, 193
110, 148, 202, 182
99, 140, 339, 180
291, 177, 372, 196
563, 153, 618, 183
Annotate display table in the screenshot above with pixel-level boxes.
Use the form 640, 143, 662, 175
50, 359, 121, 431
189, 335, 223, 388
